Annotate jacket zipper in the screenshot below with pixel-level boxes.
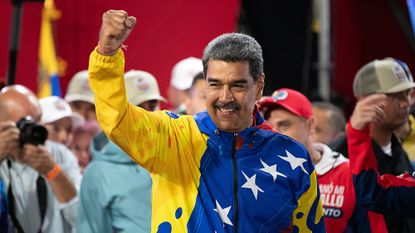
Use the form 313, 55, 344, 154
232, 133, 239, 233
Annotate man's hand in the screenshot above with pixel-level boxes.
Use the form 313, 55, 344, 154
350, 94, 387, 130
21, 144, 55, 175
0, 121, 20, 162
98, 10, 137, 56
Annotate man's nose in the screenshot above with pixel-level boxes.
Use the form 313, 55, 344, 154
219, 87, 234, 102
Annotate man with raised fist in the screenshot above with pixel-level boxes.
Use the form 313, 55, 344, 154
88, 10, 325, 232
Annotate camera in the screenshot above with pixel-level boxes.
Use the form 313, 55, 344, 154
16, 116, 48, 146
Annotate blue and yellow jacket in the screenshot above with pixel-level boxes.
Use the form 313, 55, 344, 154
88, 48, 325, 233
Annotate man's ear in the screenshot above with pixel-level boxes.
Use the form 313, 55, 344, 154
307, 117, 316, 135
256, 73, 265, 100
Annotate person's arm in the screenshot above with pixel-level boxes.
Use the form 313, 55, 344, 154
88, 11, 197, 172
49, 142, 83, 226
21, 144, 77, 203
348, 94, 415, 216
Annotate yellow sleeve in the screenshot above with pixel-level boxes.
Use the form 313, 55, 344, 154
88, 48, 199, 172
292, 170, 325, 232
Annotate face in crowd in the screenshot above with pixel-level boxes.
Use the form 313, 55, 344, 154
0, 85, 43, 160
185, 73, 206, 115
44, 118, 73, 145
266, 106, 312, 146
69, 101, 96, 121
203, 33, 265, 133
380, 90, 411, 130
310, 102, 346, 145
68, 121, 101, 172
139, 100, 160, 112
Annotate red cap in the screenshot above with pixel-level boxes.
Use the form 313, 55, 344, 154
257, 88, 313, 119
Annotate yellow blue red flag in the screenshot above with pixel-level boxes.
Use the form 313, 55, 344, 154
38, 0, 62, 97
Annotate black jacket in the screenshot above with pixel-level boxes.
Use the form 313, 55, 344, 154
332, 134, 415, 233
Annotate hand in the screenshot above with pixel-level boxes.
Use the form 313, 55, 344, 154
21, 144, 55, 175
98, 10, 137, 56
350, 94, 387, 130
0, 121, 20, 161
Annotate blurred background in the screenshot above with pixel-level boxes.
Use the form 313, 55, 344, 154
1, 0, 415, 114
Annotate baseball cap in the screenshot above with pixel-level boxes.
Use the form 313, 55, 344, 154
39, 96, 84, 128
257, 88, 313, 119
65, 70, 95, 104
353, 58, 415, 97
124, 70, 166, 106
170, 57, 203, 90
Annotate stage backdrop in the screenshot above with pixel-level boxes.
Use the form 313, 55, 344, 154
0, 0, 240, 109
1, 0, 415, 113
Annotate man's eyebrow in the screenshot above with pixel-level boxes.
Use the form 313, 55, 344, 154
233, 80, 248, 84
207, 77, 220, 82
207, 78, 248, 84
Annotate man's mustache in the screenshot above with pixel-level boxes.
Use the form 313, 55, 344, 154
213, 101, 241, 110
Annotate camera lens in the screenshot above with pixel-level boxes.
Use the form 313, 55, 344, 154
16, 116, 48, 146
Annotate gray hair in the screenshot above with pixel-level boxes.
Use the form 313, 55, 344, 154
202, 33, 264, 81
312, 101, 346, 134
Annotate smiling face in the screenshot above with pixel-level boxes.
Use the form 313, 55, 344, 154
205, 60, 264, 132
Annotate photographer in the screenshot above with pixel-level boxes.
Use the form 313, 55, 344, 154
0, 85, 82, 233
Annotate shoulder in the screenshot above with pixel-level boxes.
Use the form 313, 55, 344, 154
81, 161, 111, 191
268, 132, 310, 159
45, 140, 77, 164
153, 110, 198, 127
258, 132, 315, 180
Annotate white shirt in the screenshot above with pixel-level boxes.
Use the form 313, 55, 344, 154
313, 142, 348, 175
0, 140, 82, 233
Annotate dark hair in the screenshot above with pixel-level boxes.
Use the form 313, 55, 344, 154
263, 105, 278, 120
202, 33, 264, 81
312, 101, 346, 133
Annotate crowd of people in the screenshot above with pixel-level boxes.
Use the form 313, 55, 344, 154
1, 9, 415, 233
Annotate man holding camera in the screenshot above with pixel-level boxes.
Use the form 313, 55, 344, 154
0, 85, 82, 233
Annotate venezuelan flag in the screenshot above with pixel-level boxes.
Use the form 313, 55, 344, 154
38, 0, 62, 97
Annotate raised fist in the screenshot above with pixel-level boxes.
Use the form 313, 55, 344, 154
98, 10, 137, 56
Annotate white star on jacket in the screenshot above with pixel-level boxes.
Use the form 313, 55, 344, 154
241, 171, 264, 200
214, 200, 233, 226
259, 159, 287, 182
279, 150, 309, 174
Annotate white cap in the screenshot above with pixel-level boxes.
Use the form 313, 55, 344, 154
124, 70, 167, 106
39, 96, 84, 128
64, 70, 95, 104
170, 57, 203, 90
